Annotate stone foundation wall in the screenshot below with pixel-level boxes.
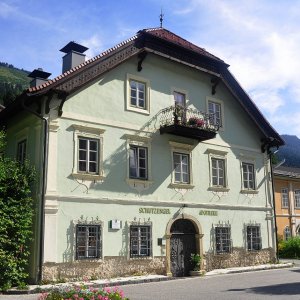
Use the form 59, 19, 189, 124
205, 247, 276, 271
43, 256, 166, 282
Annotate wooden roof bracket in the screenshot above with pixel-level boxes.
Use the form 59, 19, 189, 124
211, 76, 221, 95
137, 51, 147, 72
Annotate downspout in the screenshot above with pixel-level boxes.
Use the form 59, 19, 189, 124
269, 151, 279, 262
21, 96, 49, 283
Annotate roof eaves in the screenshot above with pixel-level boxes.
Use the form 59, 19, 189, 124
221, 68, 284, 146
27, 34, 139, 95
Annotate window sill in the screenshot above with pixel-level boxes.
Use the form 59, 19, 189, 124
126, 106, 150, 115
76, 257, 103, 261
126, 178, 153, 191
240, 189, 259, 194
208, 187, 230, 192
169, 183, 195, 189
129, 256, 153, 260
72, 173, 105, 181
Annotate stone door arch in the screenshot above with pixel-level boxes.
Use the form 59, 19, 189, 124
165, 214, 203, 276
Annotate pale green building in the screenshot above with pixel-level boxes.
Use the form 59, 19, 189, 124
0, 28, 284, 283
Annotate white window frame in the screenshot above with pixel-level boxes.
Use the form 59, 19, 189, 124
126, 135, 152, 187
129, 145, 148, 180
246, 224, 262, 251
126, 74, 150, 115
281, 188, 289, 208
169, 141, 194, 189
295, 189, 300, 208
214, 224, 232, 254
128, 220, 152, 259
72, 125, 105, 181
76, 224, 102, 260
170, 87, 188, 106
240, 161, 258, 194
206, 97, 224, 130
207, 149, 229, 192
129, 225, 152, 258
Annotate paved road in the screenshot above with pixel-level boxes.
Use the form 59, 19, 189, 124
122, 267, 300, 300
0, 267, 299, 300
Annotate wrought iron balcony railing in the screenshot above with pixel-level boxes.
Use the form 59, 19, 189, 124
159, 105, 219, 141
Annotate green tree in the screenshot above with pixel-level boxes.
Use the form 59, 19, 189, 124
0, 131, 35, 291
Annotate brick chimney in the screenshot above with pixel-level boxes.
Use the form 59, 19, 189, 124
60, 41, 88, 73
28, 68, 51, 88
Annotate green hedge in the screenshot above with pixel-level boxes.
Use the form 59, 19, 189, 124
278, 237, 300, 258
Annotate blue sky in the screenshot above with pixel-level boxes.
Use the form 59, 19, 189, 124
1, 0, 299, 137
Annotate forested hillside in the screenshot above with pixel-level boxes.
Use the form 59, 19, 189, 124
0, 62, 30, 106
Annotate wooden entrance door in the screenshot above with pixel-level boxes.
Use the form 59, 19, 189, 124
170, 219, 196, 277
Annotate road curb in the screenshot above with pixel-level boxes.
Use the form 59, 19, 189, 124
3, 263, 294, 295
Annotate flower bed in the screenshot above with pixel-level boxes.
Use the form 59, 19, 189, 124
38, 284, 129, 300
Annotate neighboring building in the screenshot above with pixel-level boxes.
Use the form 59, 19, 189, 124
273, 166, 300, 240
0, 27, 284, 283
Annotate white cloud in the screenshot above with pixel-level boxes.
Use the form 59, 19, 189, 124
183, 0, 300, 134
81, 35, 104, 60
0, 2, 16, 18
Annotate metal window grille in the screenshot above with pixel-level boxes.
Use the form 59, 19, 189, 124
76, 225, 101, 259
211, 158, 225, 187
242, 162, 255, 190
17, 139, 26, 163
173, 152, 190, 184
247, 225, 262, 251
129, 145, 148, 179
295, 190, 300, 208
130, 225, 152, 258
208, 101, 222, 127
78, 137, 99, 174
130, 80, 146, 109
281, 188, 289, 208
284, 226, 291, 240
215, 226, 231, 253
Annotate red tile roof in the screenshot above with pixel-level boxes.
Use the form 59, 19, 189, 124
142, 28, 223, 62
28, 28, 224, 94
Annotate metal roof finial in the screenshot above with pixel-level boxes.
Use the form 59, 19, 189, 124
159, 8, 164, 28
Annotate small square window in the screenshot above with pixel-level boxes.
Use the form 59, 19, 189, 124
130, 225, 152, 258
126, 75, 150, 114
174, 91, 186, 107
76, 224, 101, 259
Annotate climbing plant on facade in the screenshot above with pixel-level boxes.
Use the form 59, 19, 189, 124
0, 131, 36, 291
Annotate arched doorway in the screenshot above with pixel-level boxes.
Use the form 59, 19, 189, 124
170, 219, 197, 277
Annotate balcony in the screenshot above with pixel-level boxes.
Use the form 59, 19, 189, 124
159, 105, 219, 141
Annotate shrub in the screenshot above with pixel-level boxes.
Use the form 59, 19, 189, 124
0, 131, 36, 291
278, 237, 300, 258
38, 284, 129, 300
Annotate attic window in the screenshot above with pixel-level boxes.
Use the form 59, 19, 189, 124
126, 74, 150, 115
